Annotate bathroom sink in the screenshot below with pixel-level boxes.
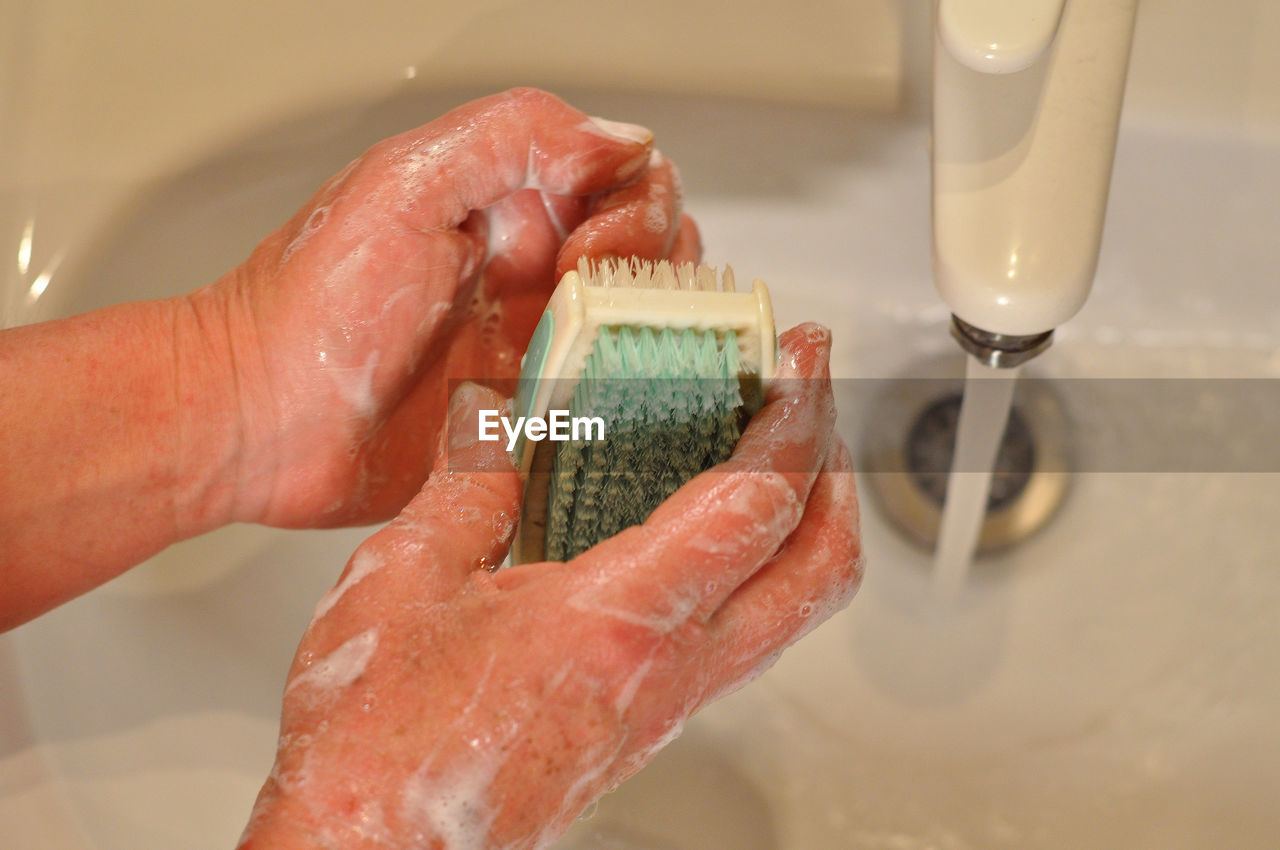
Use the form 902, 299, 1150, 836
3, 87, 1278, 849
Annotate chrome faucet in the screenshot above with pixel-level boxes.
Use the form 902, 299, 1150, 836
931, 0, 1141, 367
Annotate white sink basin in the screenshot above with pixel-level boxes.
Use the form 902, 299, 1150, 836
3, 89, 1278, 849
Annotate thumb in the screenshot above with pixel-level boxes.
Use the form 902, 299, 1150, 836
393, 382, 523, 591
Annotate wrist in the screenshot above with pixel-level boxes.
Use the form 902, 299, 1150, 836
0, 296, 256, 625
170, 276, 274, 534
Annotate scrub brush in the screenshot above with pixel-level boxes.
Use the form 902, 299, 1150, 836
509, 257, 776, 564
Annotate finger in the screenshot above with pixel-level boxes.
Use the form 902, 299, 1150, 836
554, 150, 687, 278
568, 323, 837, 630
667, 213, 703, 266
368, 87, 654, 230
477, 190, 591, 349
701, 438, 862, 704
379, 382, 523, 597
303, 383, 520, 642
487, 559, 566, 593
482, 190, 576, 293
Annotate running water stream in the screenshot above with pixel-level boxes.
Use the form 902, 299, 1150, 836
932, 356, 1021, 597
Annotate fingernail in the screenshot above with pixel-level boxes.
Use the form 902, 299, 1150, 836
588, 116, 654, 146
448, 382, 492, 454
807, 323, 833, 349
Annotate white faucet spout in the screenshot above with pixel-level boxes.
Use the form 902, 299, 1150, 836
932, 0, 1140, 345
938, 0, 1067, 74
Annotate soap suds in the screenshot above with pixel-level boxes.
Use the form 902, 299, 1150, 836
350, 798, 392, 843
546, 660, 575, 693
397, 132, 467, 198
637, 718, 685, 765
533, 740, 625, 848
287, 628, 379, 698
678, 471, 803, 558
485, 200, 521, 259
613, 718, 686, 792
400, 754, 502, 850
417, 300, 453, 338
377, 283, 422, 321
324, 238, 373, 291
280, 204, 332, 265
388, 655, 509, 849
539, 191, 570, 241
643, 202, 668, 235
565, 592, 699, 637
524, 145, 544, 193
332, 349, 381, 419
312, 549, 384, 623
613, 656, 655, 715
642, 181, 670, 234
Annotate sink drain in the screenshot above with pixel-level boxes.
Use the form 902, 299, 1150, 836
906, 393, 1035, 512
860, 356, 1071, 554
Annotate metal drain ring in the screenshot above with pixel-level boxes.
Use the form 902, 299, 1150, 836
859, 355, 1072, 555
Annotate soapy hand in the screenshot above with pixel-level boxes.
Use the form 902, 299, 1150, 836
183, 87, 700, 532
237, 324, 861, 850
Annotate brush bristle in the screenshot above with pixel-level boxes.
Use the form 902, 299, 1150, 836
543, 322, 745, 561
578, 257, 737, 293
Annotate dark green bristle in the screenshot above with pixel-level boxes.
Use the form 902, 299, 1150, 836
544, 326, 749, 561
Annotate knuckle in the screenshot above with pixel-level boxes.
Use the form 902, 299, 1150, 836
502, 85, 557, 111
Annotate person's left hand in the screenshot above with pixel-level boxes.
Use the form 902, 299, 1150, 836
181, 88, 699, 533
236, 325, 861, 850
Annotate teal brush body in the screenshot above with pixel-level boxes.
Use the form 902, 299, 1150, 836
510, 259, 776, 564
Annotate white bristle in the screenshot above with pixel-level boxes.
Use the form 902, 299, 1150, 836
578, 257, 746, 293
674, 262, 691, 290
645, 262, 661, 289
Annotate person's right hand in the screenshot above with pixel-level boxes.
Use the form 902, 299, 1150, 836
0, 89, 702, 629
178, 88, 699, 537
237, 323, 862, 850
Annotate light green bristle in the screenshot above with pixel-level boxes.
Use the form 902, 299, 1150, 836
544, 325, 747, 561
